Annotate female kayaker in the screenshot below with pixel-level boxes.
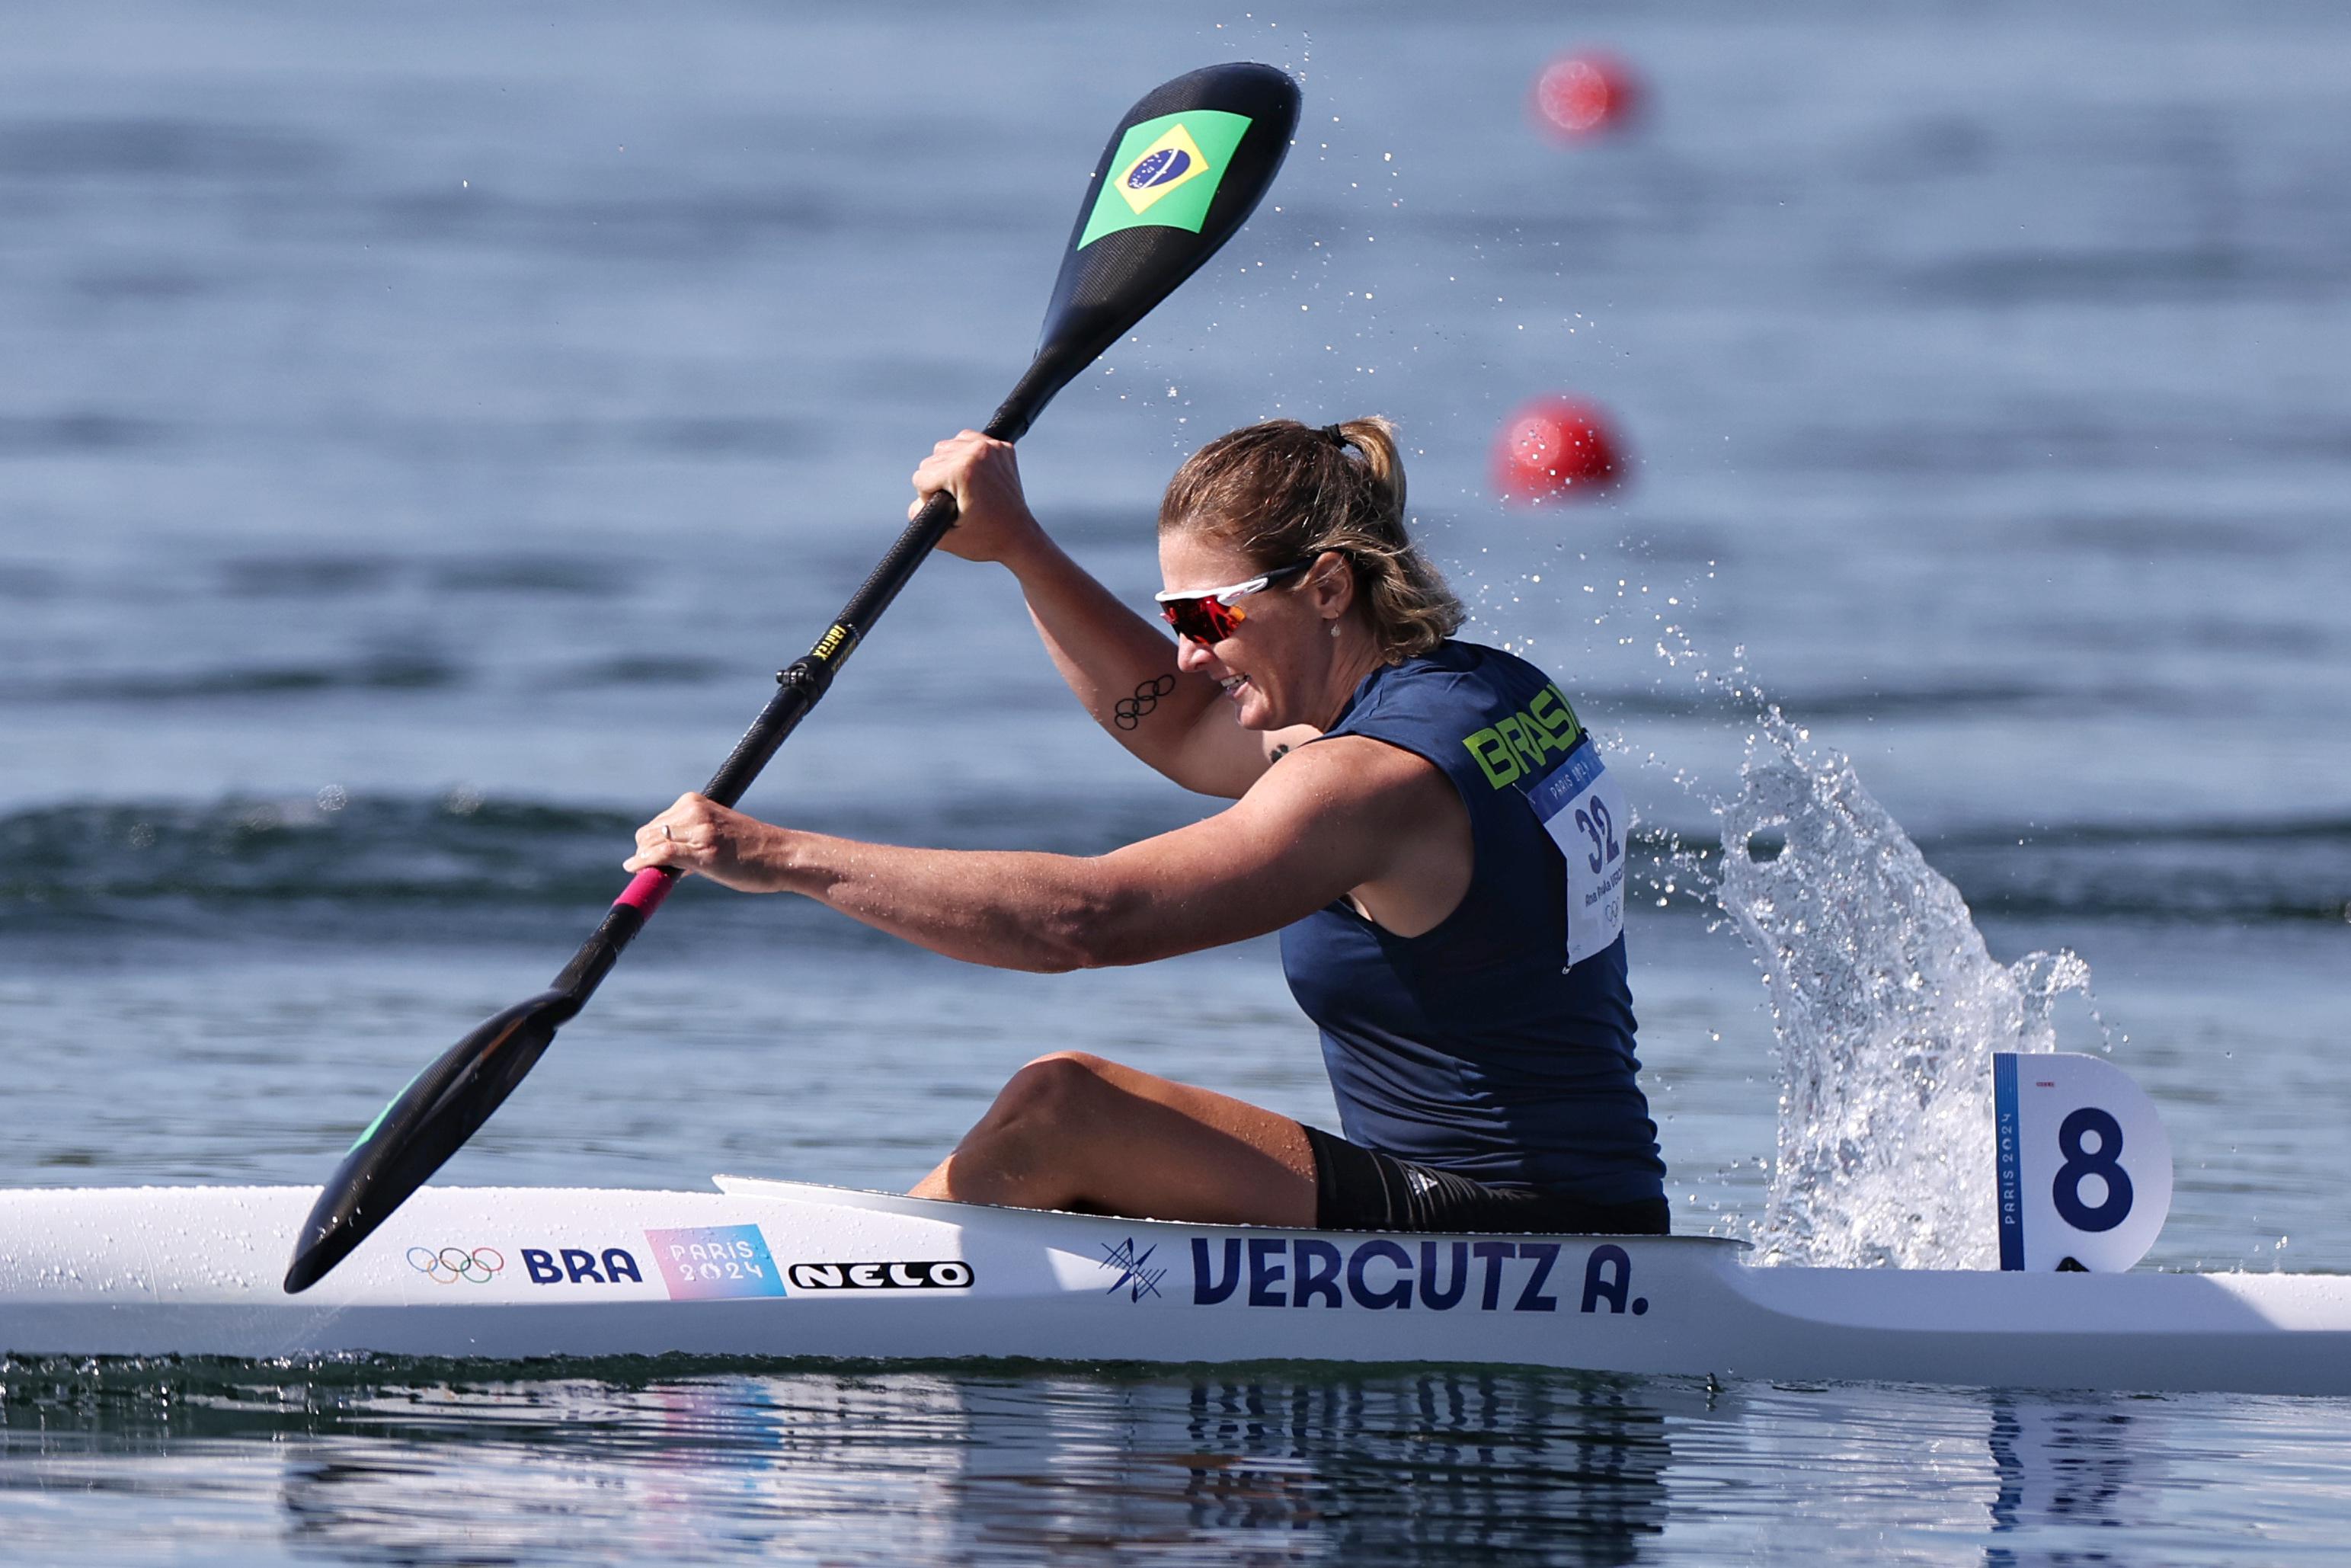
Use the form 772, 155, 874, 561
626, 418, 1668, 1235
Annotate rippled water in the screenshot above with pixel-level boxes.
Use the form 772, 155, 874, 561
11, 1359, 2351, 1565
5, 0, 2350, 1561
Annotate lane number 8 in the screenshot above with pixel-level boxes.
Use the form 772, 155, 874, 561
2052, 1106, 2133, 1234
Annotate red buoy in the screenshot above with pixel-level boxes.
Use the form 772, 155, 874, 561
1493, 395, 1626, 504
1531, 53, 1639, 140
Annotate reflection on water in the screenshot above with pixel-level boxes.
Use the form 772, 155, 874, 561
1987, 1399, 2145, 1567
0, 1360, 1685, 1563
5, 1359, 2349, 1565
1147, 1375, 1673, 1563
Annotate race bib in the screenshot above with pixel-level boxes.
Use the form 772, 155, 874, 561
1524, 739, 1629, 966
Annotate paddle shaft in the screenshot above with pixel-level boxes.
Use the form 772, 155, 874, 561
549, 360, 1054, 1009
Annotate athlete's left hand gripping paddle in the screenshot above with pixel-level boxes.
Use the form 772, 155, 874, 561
283, 63, 1301, 1294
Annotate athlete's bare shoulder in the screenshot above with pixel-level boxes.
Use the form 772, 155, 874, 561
1243, 729, 1449, 818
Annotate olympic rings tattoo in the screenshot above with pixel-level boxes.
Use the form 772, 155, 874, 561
406, 1244, 506, 1285
1113, 673, 1179, 731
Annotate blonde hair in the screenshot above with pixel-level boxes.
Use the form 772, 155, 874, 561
1156, 417, 1463, 662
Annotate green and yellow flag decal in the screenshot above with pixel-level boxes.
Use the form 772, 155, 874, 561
1079, 109, 1253, 248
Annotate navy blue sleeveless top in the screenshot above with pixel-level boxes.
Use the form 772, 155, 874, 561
1278, 641, 1667, 1205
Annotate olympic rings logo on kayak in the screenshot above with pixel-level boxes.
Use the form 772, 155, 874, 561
406, 1245, 505, 1285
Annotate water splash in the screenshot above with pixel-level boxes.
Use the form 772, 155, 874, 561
1713, 711, 2094, 1269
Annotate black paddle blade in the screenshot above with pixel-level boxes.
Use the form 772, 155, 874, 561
282, 988, 574, 1293
1008, 62, 1300, 435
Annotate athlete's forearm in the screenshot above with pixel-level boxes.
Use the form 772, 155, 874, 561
763, 826, 1146, 974
625, 740, 1428, 975
997, 533, 1224, 776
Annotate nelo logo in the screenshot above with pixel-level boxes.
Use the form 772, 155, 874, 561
785, 1260, 974, 1291
520, 1246, 645, 1286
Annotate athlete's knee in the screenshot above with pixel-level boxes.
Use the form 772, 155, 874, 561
1022, 1049, 1115, 1079
994, 1051, 1118, 1125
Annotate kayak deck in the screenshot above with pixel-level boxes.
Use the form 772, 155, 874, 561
1, 1176, 2344, 1396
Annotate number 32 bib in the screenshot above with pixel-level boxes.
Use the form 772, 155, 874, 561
1522, 738, 1629, 966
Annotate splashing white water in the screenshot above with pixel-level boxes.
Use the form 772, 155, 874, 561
1713, 712, 2094, 1269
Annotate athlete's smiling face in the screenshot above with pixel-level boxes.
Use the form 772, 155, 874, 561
1158, 529, 1349, 731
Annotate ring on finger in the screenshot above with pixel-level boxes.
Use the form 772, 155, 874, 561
661, 823, 676, 842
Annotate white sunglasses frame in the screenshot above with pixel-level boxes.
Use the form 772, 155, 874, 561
1152, 557, 1317, 612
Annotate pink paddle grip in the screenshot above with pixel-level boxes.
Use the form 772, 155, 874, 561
613, 867, 675, 917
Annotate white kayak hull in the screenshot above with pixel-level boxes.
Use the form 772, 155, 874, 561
3, 1176, 2346, 1396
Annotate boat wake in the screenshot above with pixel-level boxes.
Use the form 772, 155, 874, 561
1707, 709, 2095, 1271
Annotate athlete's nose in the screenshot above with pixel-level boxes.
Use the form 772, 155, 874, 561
1173, 634, 1217, 674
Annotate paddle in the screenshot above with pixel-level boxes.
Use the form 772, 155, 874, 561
283, 62, 1302, 1294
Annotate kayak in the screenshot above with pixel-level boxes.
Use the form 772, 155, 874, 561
5, 1176, 2347, 1395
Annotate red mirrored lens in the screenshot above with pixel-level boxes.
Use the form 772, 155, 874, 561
1160, 594, 1239, 643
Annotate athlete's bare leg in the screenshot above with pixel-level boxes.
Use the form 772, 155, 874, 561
908, 1051, 1317, 1227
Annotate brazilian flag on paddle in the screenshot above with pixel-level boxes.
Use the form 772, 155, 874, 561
1079, 110, 1255, 248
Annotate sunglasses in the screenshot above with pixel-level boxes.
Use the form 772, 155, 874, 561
1153, 558, 1318, 644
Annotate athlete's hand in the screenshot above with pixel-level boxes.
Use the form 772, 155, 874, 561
625, 793, 792, 893
913, 430, 1044, 565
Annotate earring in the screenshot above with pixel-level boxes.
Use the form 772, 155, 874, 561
1329, 622, 1341, 639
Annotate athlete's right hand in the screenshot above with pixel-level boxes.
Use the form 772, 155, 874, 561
913, 430, 1044, 565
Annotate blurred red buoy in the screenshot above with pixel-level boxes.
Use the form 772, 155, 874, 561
1531, 53, 1639, 139
1493, 396, 1626, 504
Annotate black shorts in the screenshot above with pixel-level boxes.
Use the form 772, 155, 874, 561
1302, 1125, 1670, 1237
